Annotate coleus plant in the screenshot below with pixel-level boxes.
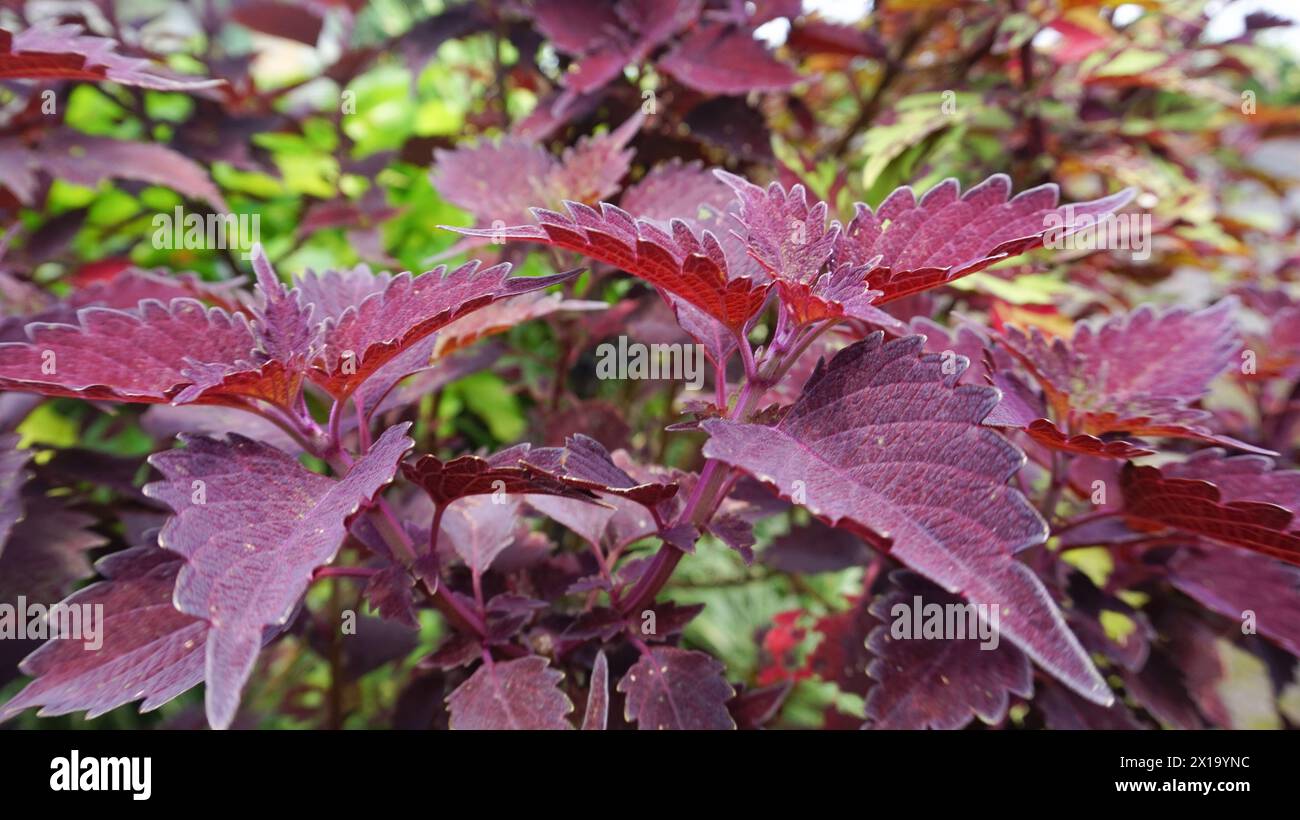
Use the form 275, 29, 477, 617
4, 146, 1283, 732
2, 0, 1300, 733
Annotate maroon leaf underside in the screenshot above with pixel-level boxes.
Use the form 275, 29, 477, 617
702, 333, 1111, 705
403, 446, 600, 508
1120, 453, 1300, 566
143, 424, 414, 729
1023, 418, 1155, 459
446, 655, 574, 730
446, 203, 770, 334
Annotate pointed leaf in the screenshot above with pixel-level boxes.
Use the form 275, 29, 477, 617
837, 175, 1133, 303
0, 23, 222, 90
0, 547, 207, 722
310, 261, 578, 400
446, 202, 769, 334
144, 424, 413, 728
998, 300, 1267, 452
702, 333, 1110, 705
581, 650, 610, 730
1120, 456, 1300, 566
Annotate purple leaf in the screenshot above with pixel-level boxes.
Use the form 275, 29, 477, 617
144, 423, 413, 728
838, 176, 1134, 303
1168, 546, 1300, 657
658, 23, 800, 94
864, 572, 1033, 730
702, 333, 1111, 705
439, 496, 521, 578
0, 547, 208, 722
432, 114, 641, 226
309, 261, 579, 401
0, 495, 103, 606
761, 517, 871, 574
0, 433, 31, 552
581, 650, 610, 730
446, 655, 574, 730
618, 646, 736, 729
1034, 678, 1144, 729
35, 131, 228, 212
998, 300, 1267, 452
0, 23, 222, 90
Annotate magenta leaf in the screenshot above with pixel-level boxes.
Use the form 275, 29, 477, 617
0, 433, 30, 551
0, 23, 222, 90
309, 261, 579, 400
432, 114, 641, 227
864, 572, 1033, 730
144, 423, 413, 728
617, 646, 736, 729
1167, 546, 1300, 658
618, 159, 736, 225
446, 655, 574, 730
998, 300, 1267, 452
658, 23, 800, 94
702, 333, 1111, 705
447, 202, 770, 334
581, 650, 610, 730
0, 547, 208, 722
837, 175, 1133, 304
0, 298, 269, 406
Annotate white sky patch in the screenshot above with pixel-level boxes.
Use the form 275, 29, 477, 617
1203, 0, 1300, 54
803, 0, 873, 24
755, 17, 792, 47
